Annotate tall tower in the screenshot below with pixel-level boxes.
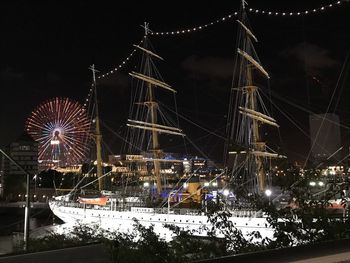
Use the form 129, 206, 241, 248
309, 113, 342, 166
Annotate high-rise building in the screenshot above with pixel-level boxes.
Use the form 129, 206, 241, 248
8, 132, 38, 176
309, 113, 342, 165
1, 132, 38, 198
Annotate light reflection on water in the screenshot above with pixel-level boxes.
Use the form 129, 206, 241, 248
0, 215, 55, 255
0, 235, 19, 255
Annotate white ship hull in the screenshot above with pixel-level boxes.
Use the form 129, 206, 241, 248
49, 201, 275, 241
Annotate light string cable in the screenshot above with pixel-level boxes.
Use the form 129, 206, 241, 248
247, 0, 348, 17
150, 12, 239, 36
97, 36, 145, 80
149, 0, 347, 36
82, 36, 145, 112
81, 0, 348, 109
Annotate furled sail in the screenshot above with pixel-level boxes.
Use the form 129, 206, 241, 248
129, 71, 176, 93
133, 44, 164, 60
239, 107, 279, 127
236, 20, 258, 42
237, 49, 270, 79
127, 119, 185, 136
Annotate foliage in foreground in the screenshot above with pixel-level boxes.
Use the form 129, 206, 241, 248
262, 184, 350, 248
18, 183, 350, 262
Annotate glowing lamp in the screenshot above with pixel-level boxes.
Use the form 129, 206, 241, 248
265, 189, 272, 197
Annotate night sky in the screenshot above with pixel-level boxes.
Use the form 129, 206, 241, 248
0, 0, 349, 165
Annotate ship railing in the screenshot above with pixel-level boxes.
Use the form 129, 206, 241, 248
229, 209, 264, 218
52, 200, 85, 208
51, 200, 265, 217
52, 200, 203, 215
154, 208, 203, 215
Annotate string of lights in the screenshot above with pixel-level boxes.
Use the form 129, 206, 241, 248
150, 0, 347, 36
83, 84, 93, 109
82, 0, 347, 109
82, 37, 145, 109
247, 0, 346, 17
150, 12, 238, 36
97, 37, 145, 80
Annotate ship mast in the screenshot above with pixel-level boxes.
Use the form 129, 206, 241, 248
89, 64, 103, 191
227, 1, 280, 194
127, 22, 184, 196
244, 15, 265, 192
144, 23, 162, 195
246, 66, 265, 192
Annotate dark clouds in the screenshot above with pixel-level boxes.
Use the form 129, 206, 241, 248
280, 42, 339, 75
98, 73, 129, 93
181, 55, 233, 81
0, 67, 24, 80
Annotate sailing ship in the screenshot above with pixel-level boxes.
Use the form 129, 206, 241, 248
49, 2, 281, 241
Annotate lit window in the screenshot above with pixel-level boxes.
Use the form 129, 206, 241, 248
19, 145, 30, 151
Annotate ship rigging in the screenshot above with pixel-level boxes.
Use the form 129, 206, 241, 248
49, 1, 279, 241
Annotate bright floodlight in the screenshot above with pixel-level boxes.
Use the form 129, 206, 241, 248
183, 183, 188, 189
143, 182, 150, 187
204, 182, 210, 187
212, 182, 218, 187
265, 189, 272, 197
309, 181, 316, 186
318, 181, 324, 186
223, 189, 229, 196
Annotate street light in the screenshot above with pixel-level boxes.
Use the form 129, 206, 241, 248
33, 174, 37, 195
223, 189, 229, 196
265, 189, 272, 205
309, 181, 316, 187
265, 189, 272, 197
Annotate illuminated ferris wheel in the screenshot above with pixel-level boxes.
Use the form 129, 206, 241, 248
26, 97, 91, 169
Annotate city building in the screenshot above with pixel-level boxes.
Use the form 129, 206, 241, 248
107, 153, 218, 179
1, 132, 38, 198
